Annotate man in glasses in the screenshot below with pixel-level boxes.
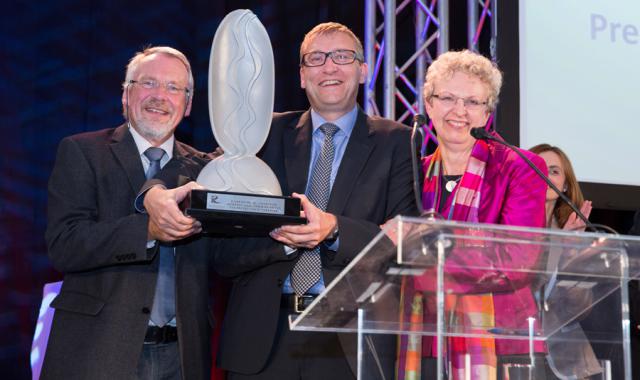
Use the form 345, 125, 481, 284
41, 46, 215, 380
212, 22, 417, 379
142, 22, 416, 379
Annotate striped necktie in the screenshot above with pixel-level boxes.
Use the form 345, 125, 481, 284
291, 123, 339, 295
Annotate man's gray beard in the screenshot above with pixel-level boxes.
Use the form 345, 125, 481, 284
132, 119, 174, 142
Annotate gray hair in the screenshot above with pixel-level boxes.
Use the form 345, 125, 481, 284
123, 46, 194, 92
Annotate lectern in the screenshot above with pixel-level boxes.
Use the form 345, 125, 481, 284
290, 216, 640, 379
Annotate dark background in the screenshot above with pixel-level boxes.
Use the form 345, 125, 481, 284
0, 1, 635, 378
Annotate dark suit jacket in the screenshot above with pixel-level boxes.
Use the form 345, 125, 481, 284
214, 109, 417, 375
41, 124, 214, 380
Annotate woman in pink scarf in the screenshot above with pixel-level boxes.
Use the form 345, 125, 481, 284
397, 50, 548, 380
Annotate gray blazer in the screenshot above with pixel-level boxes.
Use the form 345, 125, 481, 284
41, 125, 214, 380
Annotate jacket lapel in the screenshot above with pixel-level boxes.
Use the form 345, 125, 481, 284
110, 124, 146, 194
327, 109, 374, 214
162, 141, 192, 188
283, 111, 312, 195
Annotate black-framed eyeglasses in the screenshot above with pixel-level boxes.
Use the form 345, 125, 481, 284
128, 79, 190, 96
431, 93, 488, 111
300, 49, 363, 67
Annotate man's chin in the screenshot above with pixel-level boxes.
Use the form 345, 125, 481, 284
133, 121, 175, 142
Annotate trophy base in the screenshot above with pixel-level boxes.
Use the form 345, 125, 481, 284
184, 189, 306, 236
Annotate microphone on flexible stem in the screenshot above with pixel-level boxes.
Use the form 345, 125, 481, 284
411, 114, 427, 215
469, 127, 598, 232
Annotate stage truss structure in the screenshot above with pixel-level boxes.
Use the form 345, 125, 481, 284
363, 0, 498, 143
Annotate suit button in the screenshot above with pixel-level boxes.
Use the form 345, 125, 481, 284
142, 307, 150, 314
277, 279, 283, 287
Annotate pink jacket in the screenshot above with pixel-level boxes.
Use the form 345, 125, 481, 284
418, 140, 548, 355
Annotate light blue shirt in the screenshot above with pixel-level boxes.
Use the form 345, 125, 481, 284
282, 106, 358, 295
131, 125, 174, 215
129, 124, 174, 171
306, 107, 358, 190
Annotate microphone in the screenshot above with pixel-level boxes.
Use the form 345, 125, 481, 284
411, 114, 427, 215
469, 127, 492, 140
469, 127, 597, 232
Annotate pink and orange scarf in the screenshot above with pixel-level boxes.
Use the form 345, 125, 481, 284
397, 138, 498, 380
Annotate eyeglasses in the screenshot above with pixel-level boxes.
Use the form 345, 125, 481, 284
431, 93, 488, 111
128, 79, 190, 96
301, 49, 363, 67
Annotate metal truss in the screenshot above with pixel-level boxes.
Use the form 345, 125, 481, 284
364, 0, 497, 133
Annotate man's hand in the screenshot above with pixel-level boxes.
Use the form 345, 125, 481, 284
145, 181, 203, 241
269, 193, 337, 249
380, 218, 399, 245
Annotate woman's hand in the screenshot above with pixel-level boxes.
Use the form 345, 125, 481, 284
562, 200, 593, 231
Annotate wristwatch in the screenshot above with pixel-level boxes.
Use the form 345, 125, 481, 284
325, 224, 339, 243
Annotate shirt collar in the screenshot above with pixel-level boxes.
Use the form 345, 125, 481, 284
128, 123, 174, 160
310, 106, 358, 135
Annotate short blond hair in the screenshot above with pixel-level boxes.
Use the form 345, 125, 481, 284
299, 22, 363, 64
423, 49, 502, 112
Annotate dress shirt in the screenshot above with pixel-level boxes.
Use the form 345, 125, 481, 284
282, 106, 358, 295
129, 125, 174, 171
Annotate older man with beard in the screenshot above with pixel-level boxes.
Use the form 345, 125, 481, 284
41, 46, 215, 380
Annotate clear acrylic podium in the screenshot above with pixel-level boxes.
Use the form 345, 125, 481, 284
289, 216, 640, 379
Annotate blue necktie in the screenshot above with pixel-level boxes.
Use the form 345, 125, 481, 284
291, 123, 339, 295
144, 147, 175, 326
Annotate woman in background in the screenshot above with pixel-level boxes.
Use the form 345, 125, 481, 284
529, 144, 592, 230
529, 143, 602, 379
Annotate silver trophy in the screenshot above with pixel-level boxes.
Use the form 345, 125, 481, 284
185, 9, 305, 235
